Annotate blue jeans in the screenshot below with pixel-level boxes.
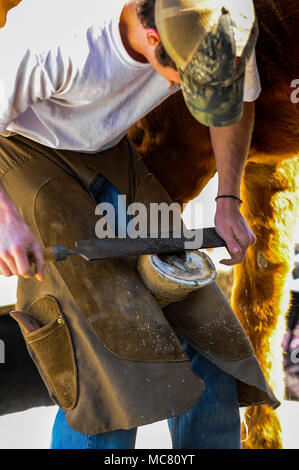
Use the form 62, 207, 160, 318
51, 175, 241, 449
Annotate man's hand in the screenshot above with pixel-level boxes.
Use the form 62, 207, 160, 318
0, 187, 45, 280
215, 197, 256, 265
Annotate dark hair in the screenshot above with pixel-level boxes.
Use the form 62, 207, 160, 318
136, 0, 177, 70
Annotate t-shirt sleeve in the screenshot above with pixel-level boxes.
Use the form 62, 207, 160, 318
243, 49, 262, 102
0, 49, 57, 134
0, 16, 73, 135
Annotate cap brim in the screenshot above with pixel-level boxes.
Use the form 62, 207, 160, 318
179, 70, 245, 127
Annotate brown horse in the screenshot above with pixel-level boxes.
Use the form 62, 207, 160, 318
1, 0, 299, 448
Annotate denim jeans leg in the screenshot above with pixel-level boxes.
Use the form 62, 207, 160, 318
51, 408, 137, 449
167, 331, 241, 449
91, 173, 130, 235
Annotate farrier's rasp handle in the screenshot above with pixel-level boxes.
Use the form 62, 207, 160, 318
42, 245, 69, 262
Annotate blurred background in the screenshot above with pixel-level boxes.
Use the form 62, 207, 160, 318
0, 175, 299, 449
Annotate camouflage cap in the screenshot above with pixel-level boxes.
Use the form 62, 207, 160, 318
155, 0, 259, 127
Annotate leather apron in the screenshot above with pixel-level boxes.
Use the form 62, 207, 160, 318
0, 134, 279, 434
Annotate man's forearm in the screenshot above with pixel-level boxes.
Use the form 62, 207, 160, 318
209, 101, 255, 197
208, 102, 256, 265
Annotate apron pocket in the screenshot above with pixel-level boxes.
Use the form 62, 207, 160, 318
21, 296, 78, 411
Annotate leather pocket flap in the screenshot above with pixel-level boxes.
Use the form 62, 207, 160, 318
17, 296, 78, 411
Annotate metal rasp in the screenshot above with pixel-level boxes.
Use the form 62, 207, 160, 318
42, 227, 226, 262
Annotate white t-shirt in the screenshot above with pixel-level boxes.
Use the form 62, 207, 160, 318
0, 0, 261, 153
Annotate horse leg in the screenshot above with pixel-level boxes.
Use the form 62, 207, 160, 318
232, 154, 299, 449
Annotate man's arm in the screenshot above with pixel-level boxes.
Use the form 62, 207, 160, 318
209, 101, 256, 265
0, 20, 69, 279
0, 182, 44, 280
